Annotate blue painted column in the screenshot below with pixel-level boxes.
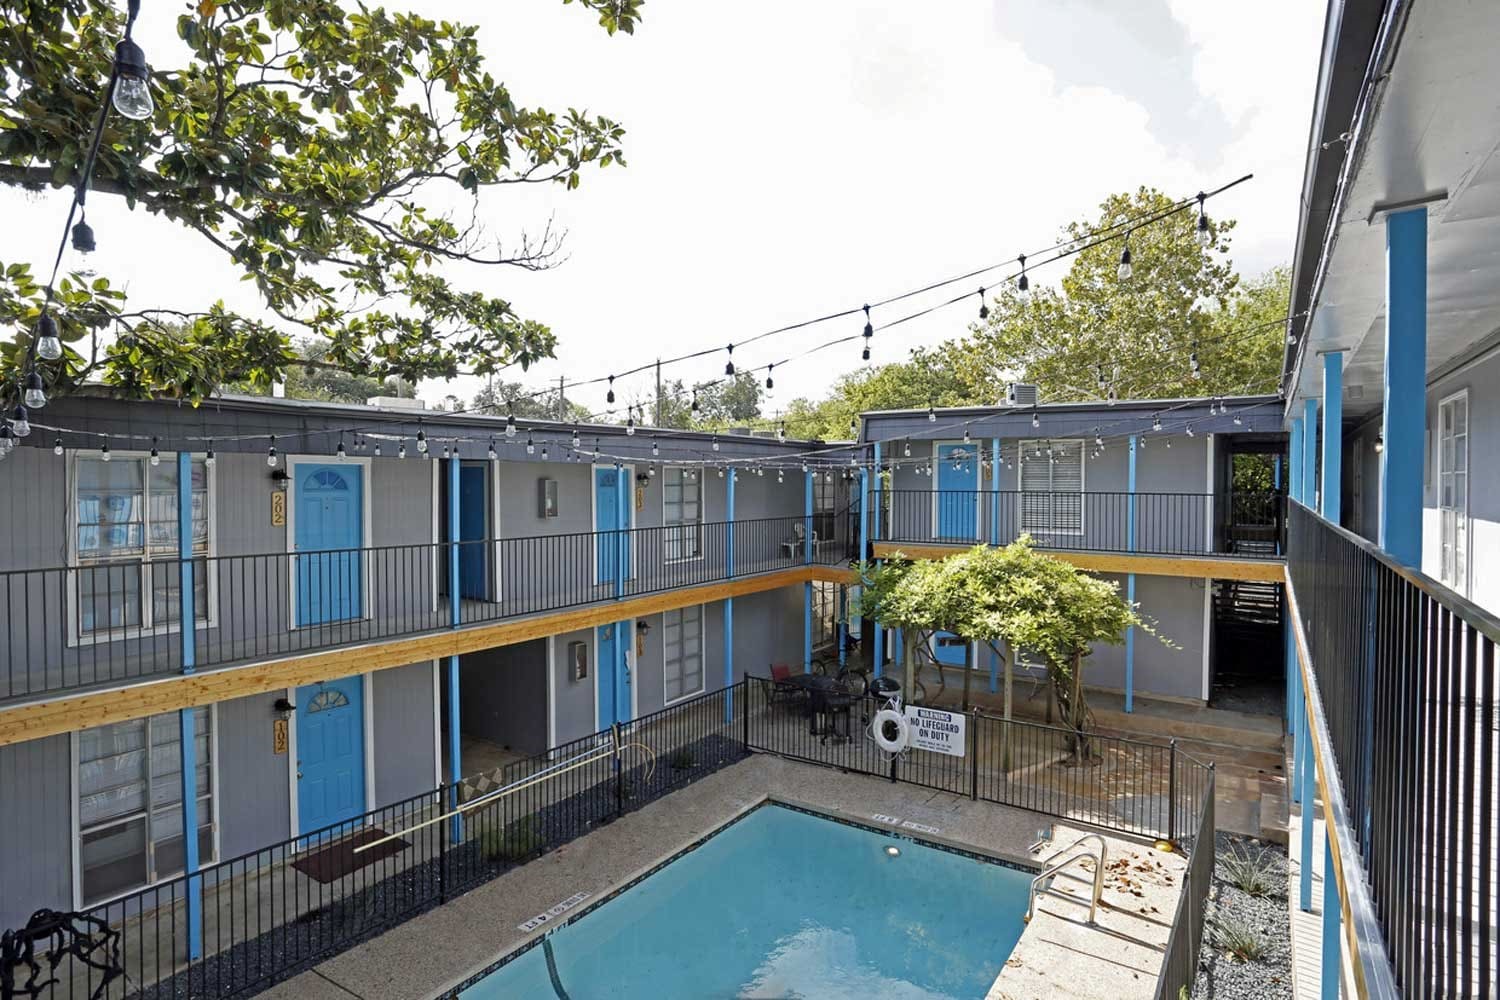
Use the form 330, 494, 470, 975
990, 437, 1001, 544
176, 451, 202, 960
1125, 435, 1138, 713
1321, 352, 1344, 523
1321, 834, 1343, 998
1287, 618, 1300, 786
1273, 455, 1282, 490
803, 471, 814, 672
856, 467, 869, 674
725, 469, 736, 717
447, 455, 463, 842
837, 585, 848, 668
1289, 418, 1304, 505
1381, 207, 1427, 568
1303, 399, 1319, 514
871, 444, 883, 677
1300, 680, 1316, 912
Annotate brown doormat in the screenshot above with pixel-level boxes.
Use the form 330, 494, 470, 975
292, 828, 410, 884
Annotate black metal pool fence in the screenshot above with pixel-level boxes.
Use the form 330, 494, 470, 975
4, 678, 1214, 999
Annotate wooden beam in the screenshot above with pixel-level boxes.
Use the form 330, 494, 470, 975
0, 567, 821, 747
870, 542, 1286, 583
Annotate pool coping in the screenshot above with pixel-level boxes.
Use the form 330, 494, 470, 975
437, 794, 1043, 996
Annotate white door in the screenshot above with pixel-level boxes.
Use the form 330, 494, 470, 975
1438, 392, 1469, 595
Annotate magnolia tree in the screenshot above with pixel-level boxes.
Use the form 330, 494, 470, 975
853, 537, 1162, 763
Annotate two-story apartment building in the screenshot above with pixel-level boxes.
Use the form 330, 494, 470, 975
0, 391, 849, 929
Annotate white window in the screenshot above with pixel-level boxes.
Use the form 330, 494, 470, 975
662, 605, 704, 703
77, 708, 215, 905
72, 454, 212, 635
1019, 439, 1084, 535
1438, 392, 1469, 595
663, 467, 703, 561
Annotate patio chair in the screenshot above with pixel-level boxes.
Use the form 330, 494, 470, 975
757, 663, 799, 709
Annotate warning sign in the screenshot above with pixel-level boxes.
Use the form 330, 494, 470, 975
904, 706, 965, 757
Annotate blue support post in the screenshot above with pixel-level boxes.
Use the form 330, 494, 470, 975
803, 470, 813, 671
1321, 834, 1343, 999
1274, 454, 1282, 490
447, 456, 463, 843
725, 469, 735, 717
614, 467, 627, 598
1289, 418, 1304, 505
726, 469, 736, 578
1300, 685, 1316, 912
990, 437, 1001, 544
837, 585, 848, 668
871, 445, 883, 678
176, 452, 202, 960
1125, 435, 1138, 713
1321, 352, 1344, 523
1303, 399, 1319, 513
856, 467, 869, 674
1381, 207, 1427, 568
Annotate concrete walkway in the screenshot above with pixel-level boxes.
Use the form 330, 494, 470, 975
263, 753, 1186, 1000
1287, 795, 1331, 999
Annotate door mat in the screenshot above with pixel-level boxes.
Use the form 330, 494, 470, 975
292, 828, 410, 884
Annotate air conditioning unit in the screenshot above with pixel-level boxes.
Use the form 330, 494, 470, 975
1004, 383, 1039, 408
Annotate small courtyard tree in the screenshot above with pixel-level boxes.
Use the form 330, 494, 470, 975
854, 537, 1160, 764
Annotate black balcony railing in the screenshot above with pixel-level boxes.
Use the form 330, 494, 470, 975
877, 489, 1284, 558
1287, 501, 1498, 997
0, 514, 857, 704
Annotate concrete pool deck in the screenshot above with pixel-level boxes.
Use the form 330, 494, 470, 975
263, 753, 1187, 1000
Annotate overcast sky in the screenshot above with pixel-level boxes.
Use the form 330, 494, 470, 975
4, 0, 1324, 418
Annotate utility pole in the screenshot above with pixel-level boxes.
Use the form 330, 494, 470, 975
557, 375, 565, 422
655, 358, 663, 427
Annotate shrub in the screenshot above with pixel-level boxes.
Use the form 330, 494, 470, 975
1210, 913, 1269, 963
1220, 841, 1279, 898
481, 815, 547, 863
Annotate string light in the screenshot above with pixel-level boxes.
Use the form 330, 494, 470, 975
712, 434, 720, 452
1152, 413, 1163, 433
724, 344, 735, 376
416, 427, 428, 454
626, 411, 636, 436
690, 390, 700, 420
1017, 254, 1029, 295
777, 469, 784, 483
488, 438, 498, 461
526, 433, 535, 456
24, 372, 46, 409
1186, 424, 1195, 438
606, 376, 616, 405
398, 440, 407, 460
927, 405, 937, 423
1190, 347, 1201, 379
53, 436, 64, 456
962, 428, 971, 445
861, 305, 873, 361
1117, 237, 1133, 281
336, 433, 347, 460
1374, 434, 1384, 454
903, 440, 912, 458
505, 410, 517, 438
651, 435, 660, 457
977, 289, 988, 321
35, 314, 63, 361
266, 436, 277, 467
1196, 192, 1211, 248
572, 427, 581, 449
541, 444, 550, 460
778, 423, 787, 443
373, 441, 382, 457
149, 437, 159, 465
441, 443, 450, 460
1031, 409, 1040, 430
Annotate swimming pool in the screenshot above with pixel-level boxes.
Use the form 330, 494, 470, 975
458, 803, 1034, 999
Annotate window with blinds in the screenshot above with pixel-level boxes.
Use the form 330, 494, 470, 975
77, 708, 214, 904
73, 455, 212, 635
662, 467, 703, 561
662, 605, 704, 703
1019, 439, 1084, 535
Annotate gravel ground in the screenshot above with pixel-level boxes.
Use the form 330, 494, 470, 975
1193, 831, 1294, 1000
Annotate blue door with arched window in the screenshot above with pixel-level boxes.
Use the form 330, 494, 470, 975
295, 465, 363, 626
296, 676, 366, 833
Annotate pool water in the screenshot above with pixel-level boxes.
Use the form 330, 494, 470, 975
460, 804, 1033, 999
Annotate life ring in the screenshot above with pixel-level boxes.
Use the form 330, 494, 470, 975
872, 708, 909, 753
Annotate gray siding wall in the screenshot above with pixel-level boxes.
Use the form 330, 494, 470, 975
459, 643, 549, 755
0, 734, 72, 928
1079, 574, 1209, 702
373, 662, 439, 806
552, 627, 597, 743
216, 692, 292, 859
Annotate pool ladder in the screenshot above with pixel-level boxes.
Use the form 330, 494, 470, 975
1022, 833, 1107, 926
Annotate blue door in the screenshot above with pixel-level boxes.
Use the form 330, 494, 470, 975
297, 677, 365, 833
295, 465, 363, 626
935, 443, 979, 540
932, 631, 969, 668
594, 468, 631, 582
594, 623, 633, 727
458, 465, 488, 599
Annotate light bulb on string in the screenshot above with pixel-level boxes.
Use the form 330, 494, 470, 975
718, 467, 725, 478
651, 436, 660, 457
506, 410, 517, 438
861, 305, 873, 361
35, 314, 63, 361
1186, 424, 1195, 438
1096, 365, 1107, 393
1190, 348, 1201, 379
526, 433, 535, 456
24, 371, 46, 409
977, 288, 988, 320
777, 469, 784, 483
606, 376, 616, 406
9, 405, 29, 437
1031, 409, 1040, 430
927, 405, 937, 423
1233, 411, 1243, 427
777, 423, 786, 443
626, 412, 636, 436
71, 215, 96, 253
0, 426, 11, 458
1094, 429, 1103, 448
373, 442, 382, 458
488, 439, 498, 461
149, 437, 159, 465
398, 441, 407, 460
962, 428, 971, 445
903, 440, 911, 458
690, 390, 700, 420
336, 434, 346, 460
1108, 386, 1118, 405
648, 464, 656, 477
1196, 192, 1211, 248
111, 37, 154, 120
53, 436, 64, 457
1017, 254, 1029, 296
1374, 433, 1384, 454
712, 435, 720, 452
416, 428, 428, 454
1117, 238, 1133, 282
1152, 413, 1162, 433
541, 444, 549, 460
441, 443, 450, 460
765, 365, 775, 391
725, 344, 735, 376
266, 436, 277, 467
